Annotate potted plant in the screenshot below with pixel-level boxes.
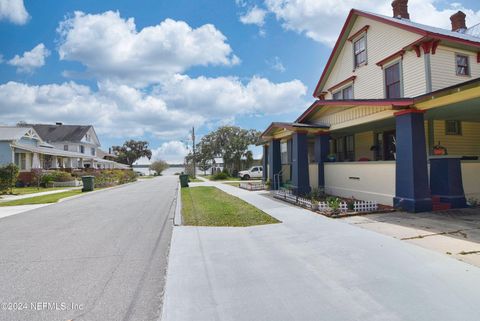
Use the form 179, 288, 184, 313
433, 141, 448, 156
327, 154, 337, 162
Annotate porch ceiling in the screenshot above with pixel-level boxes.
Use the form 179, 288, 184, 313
424, 97, 480, 121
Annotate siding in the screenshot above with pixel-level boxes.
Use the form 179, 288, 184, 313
355, 131, 374, 160
403, 50, 427, 97
323, 16, 424, 99
433, 121, 480, 156
431, 46, 480, 91
0, 142, 13, 165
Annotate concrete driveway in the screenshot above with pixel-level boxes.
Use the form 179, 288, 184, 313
162, 183, 480, 321
344, 208, 480, 267
0, 176, 177, 321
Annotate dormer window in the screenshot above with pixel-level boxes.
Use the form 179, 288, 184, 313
354, 36, 367, 67
456, 54, 470, 76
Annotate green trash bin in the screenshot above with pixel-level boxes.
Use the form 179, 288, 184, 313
179, 174, 189, 188
81, 175, 95, 192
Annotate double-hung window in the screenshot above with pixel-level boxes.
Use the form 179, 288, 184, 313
445, 120, 462, 135
456, 54, 469, 76
354, 36, 367, 67
385, 62, 402, 99
332, 85, 353, 100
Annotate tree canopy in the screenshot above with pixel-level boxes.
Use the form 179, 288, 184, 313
150, 160, 169, 175
113, 140, 152, 166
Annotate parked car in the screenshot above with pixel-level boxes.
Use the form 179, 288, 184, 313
238, 166, 263, 180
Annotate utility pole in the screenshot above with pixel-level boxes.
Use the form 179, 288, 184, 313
192, 126, 196, 178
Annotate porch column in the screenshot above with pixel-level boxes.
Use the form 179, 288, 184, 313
262, 144, 268, 182
268, 139, 281, 190
314, 133, 330, 189
78, 158, 84, 168
65, 158, 73, 169
291, 132, 310, 195
393, 110, 432, 212
430, 156, 467, 208
51, 156, 58, 169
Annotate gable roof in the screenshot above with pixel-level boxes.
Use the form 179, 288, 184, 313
24, 124, 94, 143
313, 9, 480, 97
0, 126, 35, 141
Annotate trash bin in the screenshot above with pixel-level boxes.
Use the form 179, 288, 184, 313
179, 174, 189, 188
81, 175, 95, 192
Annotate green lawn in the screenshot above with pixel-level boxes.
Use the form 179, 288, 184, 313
181, 186, 280, 226
7, 187, 68, 195
188, 177, 203, 183
0, 190, 83, 206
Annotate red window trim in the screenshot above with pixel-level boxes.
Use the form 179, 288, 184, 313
327, 76, 357, 93
376, 50, 405, 68
348, 25, 370, 42
477, 52, 480, 63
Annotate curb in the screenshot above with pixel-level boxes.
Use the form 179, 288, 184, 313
173, 182, 182, 226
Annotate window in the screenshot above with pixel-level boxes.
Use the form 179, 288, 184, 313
14, 153, 26, 170
332, 91, 342, 100
80, 145, 85, 154
251, 167, 258, 172
385, 62, 402, 98
280, 142, 288, 164
64, 145, 68, 151
354, 36, 367, 67
91, 148, 96, 156
332, 85, 353, 100
445, 120, 462, 135
335, 135, 355, 162
456, 54, 469, 76
342, 86, 353, 99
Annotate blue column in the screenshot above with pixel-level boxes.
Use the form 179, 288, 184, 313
262, 144, 268, 182
430, 156, 467, 208
268, 139, 281, 190
292, 132, 310, 195
314, 133, 330, 188
393, 110, 432, 212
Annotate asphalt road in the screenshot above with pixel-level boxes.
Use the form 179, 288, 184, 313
0, 175, 178, 321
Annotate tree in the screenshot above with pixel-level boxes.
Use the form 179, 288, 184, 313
0, 164, 19, 194
197, 158, 211, 175
150, 160, 169, 175
112, 140, 152, 166
197, 126, 260, 175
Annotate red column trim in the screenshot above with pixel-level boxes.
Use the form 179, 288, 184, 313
477, 52, 480, 63
394, 109, 426, 117
413, 45, 421, 57
421, 41, 433, 54
432, 40, 440, 55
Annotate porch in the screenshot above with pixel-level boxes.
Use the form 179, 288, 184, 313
261, 79, 480, 212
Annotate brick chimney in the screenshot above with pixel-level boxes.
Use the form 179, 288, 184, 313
450, 11, 467, 32
392, 0, 410, 19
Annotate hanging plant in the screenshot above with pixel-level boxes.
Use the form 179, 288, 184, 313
433, 141, 448, 156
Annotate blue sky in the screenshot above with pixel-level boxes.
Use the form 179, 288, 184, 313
1, 0, 480, 162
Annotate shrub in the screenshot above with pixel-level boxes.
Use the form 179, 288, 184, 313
41, 171, 74, 185
0, 164, 19, 194
212, 172, 228, 180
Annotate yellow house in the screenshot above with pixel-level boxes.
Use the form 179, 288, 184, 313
260, 0, 480, 212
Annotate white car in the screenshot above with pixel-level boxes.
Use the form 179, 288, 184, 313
238, 166, 263, 180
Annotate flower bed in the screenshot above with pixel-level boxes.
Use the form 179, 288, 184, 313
272, 189, 392, 217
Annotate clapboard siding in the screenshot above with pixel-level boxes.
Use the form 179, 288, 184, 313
431, 46, 480, 91
403, 50, 427, 97
433, 120, 480, 155
323, 16, 423, 100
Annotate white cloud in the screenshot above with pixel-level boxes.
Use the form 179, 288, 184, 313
240, 5, 267, 27
264, 0, 480, 45
57, 11, 240, 86
266, 56, 285, 72
0, 74, 307, 140
152, 141, 189, 163
8, 43, 50, 73
157, 74, 307, 116
0, 0, 29, 25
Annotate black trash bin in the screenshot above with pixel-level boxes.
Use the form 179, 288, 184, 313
81, 175, 95, 192
179, 174, 189, 188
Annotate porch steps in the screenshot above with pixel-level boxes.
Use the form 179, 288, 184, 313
432, 196, 451, 211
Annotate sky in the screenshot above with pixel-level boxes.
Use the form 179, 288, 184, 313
1, 0, 480, 163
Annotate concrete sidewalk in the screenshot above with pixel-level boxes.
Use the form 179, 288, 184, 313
162, 183, 480, 321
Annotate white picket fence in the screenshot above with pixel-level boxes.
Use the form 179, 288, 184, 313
272, 189, 378, 213
239, 182, 265, 191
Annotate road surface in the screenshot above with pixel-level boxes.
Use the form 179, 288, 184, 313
0, 176, 177, 321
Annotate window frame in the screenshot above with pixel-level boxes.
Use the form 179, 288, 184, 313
332, 84, 354, 100
455, 54, 470, 76
80, 145, 85, 154
384, 60, 403, 99
353, 35, 367, 69
64, 145, 68, 151
445, 120, 462, 136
